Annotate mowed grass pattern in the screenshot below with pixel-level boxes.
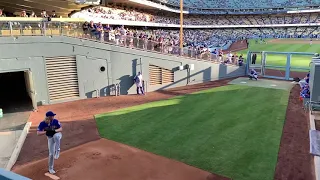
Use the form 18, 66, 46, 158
95, 85, 290, 180
237, 39, 320, 69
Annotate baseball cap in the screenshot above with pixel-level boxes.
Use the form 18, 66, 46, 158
46, 111, 56, 117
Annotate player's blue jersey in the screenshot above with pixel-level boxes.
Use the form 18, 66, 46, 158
37, 119, 61, 131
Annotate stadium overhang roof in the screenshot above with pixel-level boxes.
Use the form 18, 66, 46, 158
0, 0, 87, 17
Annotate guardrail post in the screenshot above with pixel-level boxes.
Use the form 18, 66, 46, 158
43, 22, 46, 36
262, 51, 266, 76
59, 22, 62, 35
143, 81, 147, 94
116, 83, 120, 96
9, 21, 13, 37
285, 53, 291, 80
246, 51, 251, 75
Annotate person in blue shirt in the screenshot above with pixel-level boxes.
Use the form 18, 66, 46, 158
212, 49, 217, 55
300, 85, 310, 98
37, 111, 62, 174
238, 54, 244, 66
249, 68, 258, 80
94, 22, 103, 41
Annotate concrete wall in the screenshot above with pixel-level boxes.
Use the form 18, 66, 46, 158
110, 45, 245, 95
0, 36, 245, 105
0, 168, 31, 180
310, 61, 320, 102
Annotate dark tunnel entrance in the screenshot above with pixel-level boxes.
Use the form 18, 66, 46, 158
0, 71, 34, 131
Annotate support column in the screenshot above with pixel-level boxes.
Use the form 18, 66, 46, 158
245, 51, 251, 75
285, 53, 291, 80
262, 51, 266, 76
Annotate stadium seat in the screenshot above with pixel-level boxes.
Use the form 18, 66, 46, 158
33, 30, 42, 36
11, 30, 21, 36
47, 29, 61, 36
1, 30, 11, 36
23, 30, 33, 36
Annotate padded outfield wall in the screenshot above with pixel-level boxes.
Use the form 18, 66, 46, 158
0, 36, 245, 105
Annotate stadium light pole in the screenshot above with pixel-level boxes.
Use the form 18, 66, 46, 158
179, 0, 183, 55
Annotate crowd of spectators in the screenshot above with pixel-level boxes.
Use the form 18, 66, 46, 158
72, 6, 320, 26
2, 6, 320, 49
80, 21, 246, 49
81, 20, 320, 48
81, 21, 231, 61
2, 5, 320, 63
79, 20, 320, 65
153, 0, 320, 9
75, 6, 156, 22
299, 72, 311, 100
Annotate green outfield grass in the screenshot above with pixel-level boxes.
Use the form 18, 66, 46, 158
95, 85, 290, 180
236, 39, 320, 70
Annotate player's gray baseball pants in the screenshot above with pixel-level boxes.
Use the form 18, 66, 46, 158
48, 132, 62, 171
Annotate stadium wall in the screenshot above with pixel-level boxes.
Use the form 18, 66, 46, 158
0, 168, 31, 180
310, 61, 320, 102
0, 36, 245, 105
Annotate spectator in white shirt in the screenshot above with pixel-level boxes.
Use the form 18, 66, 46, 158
227, 51, 233, 63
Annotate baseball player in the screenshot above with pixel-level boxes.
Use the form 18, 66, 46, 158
249, 69, 258, 80
134, 72, 144, 95
37, 111, 62, 174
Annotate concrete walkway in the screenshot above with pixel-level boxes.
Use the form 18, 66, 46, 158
0, 110, 31, 170
0, 131, 22, 168
228, 77, 294, 90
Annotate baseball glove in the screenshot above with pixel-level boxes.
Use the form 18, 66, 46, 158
44, 127, 56, 137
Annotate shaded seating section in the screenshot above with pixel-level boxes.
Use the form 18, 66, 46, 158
0, 18, 84, 37
72, 6, 320, 26
0, 0, 86, 17
157, 0, 320, 8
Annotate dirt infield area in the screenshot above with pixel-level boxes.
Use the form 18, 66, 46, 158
12, 78, 314, 180
13, 79, 233, 180
265, 69, 308, 79
269, 39, 320, 44
13, 139, 228, 180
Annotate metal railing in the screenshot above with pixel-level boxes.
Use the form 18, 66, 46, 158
0, 20, 247, 65
110, 83, 121, 96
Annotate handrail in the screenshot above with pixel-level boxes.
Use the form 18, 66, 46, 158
0, 17, 85, 22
